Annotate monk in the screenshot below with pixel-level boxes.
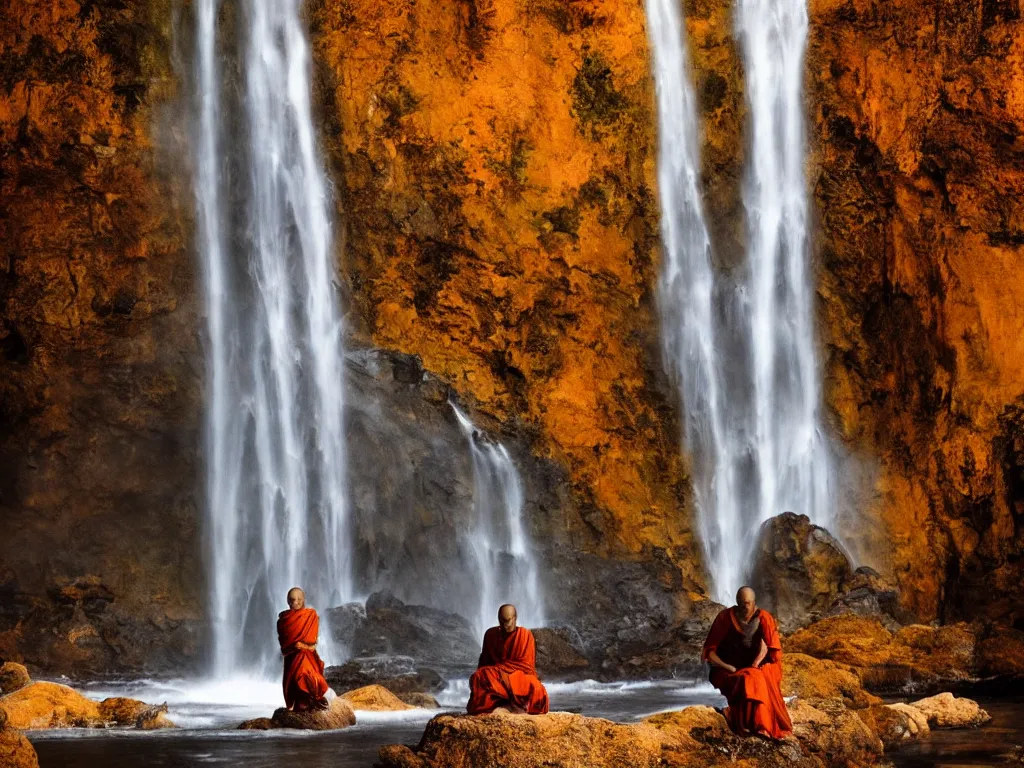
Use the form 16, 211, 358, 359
702, 586, 793, 739
277, 587, 330, 711
467, 604, 550, 715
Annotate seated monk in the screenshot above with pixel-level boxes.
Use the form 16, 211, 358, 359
467, 604, 550, 715
702, 586, 793, 739
277, 587, 330, 712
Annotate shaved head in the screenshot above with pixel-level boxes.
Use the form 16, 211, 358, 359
498, 604, 518, 634
735, 586, 756, 621
287, 587, 306, 611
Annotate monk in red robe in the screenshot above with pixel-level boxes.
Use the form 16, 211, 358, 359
702, 586, 793, 739
467, 604, 550, 715
277, 587, 330, 711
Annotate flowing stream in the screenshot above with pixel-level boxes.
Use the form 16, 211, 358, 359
192, 0, 350, 676
647, 0, 833, 602
451, 404, 544, 636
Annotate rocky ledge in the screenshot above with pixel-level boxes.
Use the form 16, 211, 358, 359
0, 663, 173, 730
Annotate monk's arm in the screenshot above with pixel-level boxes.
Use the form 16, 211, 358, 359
753, 639, 768, 668
707, 650, 737, 673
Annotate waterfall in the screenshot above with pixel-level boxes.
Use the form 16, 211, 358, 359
451, 405, 544, 638
192, 0, 351, 676
647, 0, 832, 603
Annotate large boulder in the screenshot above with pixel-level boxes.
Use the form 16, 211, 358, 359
241, 698, 357, 731
378, 712, 666, 768
0, 682, 172, 730
788, 698, 884, 768
325, 655, 445, 695
0, 663, 31, 695
0, 709, 39, 768
341, 684, 414, 711
827, 568, 900, 624
329, 592, 478, 672
752, 512, 854, 632
856, 704, 926, 749
533, 628, 590, 680
782, 653, 881, 708
907, 692, 991, 728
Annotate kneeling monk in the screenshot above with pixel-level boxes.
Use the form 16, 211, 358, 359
277, 587, 330, 711
467, 604, 550, 715
702, 586, 792, 739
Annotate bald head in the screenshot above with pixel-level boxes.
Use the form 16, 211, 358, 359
498, 604, 517, 634
735, 586, 756, 621
287, 587, 306, 611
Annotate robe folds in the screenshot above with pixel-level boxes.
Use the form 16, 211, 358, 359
467, 626, 550, 715
702, 607, 793, 739
277, 607, 330, 711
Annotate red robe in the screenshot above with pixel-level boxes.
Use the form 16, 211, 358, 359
702, 607, 793, 739
277, 607, 330, 711
467, 626, 550, 715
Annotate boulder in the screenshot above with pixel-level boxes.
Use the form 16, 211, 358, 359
886, 703, 930, 737
0, 682, 173, 730
789, 698, 884, 768
855, 704, 925, 748
341, 684, 414, 711
751, 512, 854, 632
237, 717, 274, 730
782, 653, 881, 708
0, 721, 40, 768
325, 656, 445, 695
908, 692, 991, 728
267, 697, 357, 730
827, 568, 900, 624
397, 692, 441, 709
533, 628, 590, 679
333, 592, 478, 672
0, 663, 31, 695
976, 627, 1024, 678
377, 712, 666, 768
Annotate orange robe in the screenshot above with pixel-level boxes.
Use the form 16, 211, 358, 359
467, 626, 550, 715
277, 607, 329, 711
702, 607, 793, 739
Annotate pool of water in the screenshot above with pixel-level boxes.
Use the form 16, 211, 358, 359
27, 678, 724, 768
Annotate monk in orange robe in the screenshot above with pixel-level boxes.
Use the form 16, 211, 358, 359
467, 604, 550, 715
277, 587, 330, 711
702, 586, 793, 739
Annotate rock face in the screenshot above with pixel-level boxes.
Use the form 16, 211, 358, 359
533, 628, 591, 680
326, 656, 446, 697
0, 0, 202, 675
808, 0, 1024, 627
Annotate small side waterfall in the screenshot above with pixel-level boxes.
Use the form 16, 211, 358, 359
451, 405, 544, 637
192, 0, 351, 676
647, 0, 833, 602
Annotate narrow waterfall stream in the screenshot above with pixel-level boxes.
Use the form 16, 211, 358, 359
648, 0, 833, 602
451, 404, 544, 637
192, 0, 351, 676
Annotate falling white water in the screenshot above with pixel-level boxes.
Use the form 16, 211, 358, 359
451, 404, 544, 638
647, 0, 832, 603
192, 0, 350, 676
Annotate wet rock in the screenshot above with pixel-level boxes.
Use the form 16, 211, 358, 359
752, 512, 853, 633
908, 692, 991, 728
325, 656, 445, 695
334, 592, 478, 673
0, 682, 170, 730
885, 703, 930, 738
828, 568, 901, 625
377, 712, 665, 768
782, 653, 881, 708
268, 698, 357, 730
0, 662, 31, 695
856, 704, 925, 748
397, 692, 440, 709
532, 628, 590, 680
237, 717, 274, 731
341, 684, 414, 711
